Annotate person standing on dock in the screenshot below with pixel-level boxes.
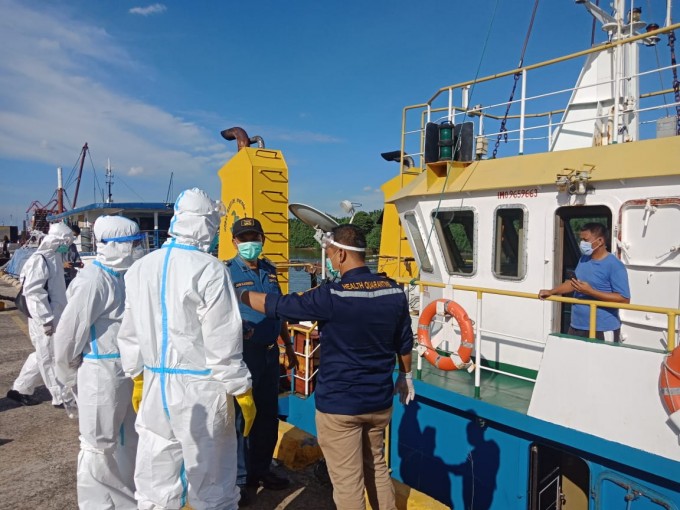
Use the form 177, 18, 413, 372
53, 216, 145, 509
62, 224, 84, 288
539, 222, 630, 342
118, 188, 254, 510
6, 222, 73, 407
226, 217, 298, 505
240, 224, 415, 510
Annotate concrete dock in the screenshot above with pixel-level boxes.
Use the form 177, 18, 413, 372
0, 273, 445, 510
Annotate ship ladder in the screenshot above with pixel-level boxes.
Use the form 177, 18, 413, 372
417, 299, 474, 371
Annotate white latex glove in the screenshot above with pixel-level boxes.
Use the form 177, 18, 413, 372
394, 371, 415, 405
43, 321, 54, 336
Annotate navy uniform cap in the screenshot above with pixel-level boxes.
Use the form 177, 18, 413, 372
232, 217, 264, 237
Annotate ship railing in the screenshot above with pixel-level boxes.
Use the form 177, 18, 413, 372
422, 77, 680, 152
283, 322, 320, 397
399, 22, 680, 169
394, 277, 679, 399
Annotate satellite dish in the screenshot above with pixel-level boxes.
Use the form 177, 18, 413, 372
289, 203, 339, 232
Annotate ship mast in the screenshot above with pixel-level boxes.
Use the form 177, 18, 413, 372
72, 142, 88, 209
105, 158, 113, 204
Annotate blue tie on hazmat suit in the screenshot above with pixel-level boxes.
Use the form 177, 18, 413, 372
12, 222, 73, 404
118, 188, 252, 510
54, 215, 145, 509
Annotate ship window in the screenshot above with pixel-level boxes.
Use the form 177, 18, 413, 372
432, 209, 476, 275
493, 207, 526, 280
404, 212, 433, 273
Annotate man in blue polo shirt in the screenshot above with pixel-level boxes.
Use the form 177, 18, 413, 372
240, 224, 415, 510
539, 222, 630, 342
226, 217, 298, 505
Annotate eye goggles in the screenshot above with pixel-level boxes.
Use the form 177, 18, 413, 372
101, 232, 147, 245
316, 231, 366, 252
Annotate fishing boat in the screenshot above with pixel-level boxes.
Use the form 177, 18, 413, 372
217, 2, 680, 508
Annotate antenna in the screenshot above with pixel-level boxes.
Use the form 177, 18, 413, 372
340, 200, 362, 224
165, 172, 174, 203
105, 159, 113, 203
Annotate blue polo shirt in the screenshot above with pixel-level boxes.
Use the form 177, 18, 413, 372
571, 253, 630, 331
264, 266, 414, 415
227, 256, 282, 346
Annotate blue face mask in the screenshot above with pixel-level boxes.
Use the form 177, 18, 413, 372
579, 240, 594, 256
238, 241, 262, 261
56, 245, 69, 254
325, 253, 340, 279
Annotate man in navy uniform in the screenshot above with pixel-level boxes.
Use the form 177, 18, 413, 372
239, 224, 415, 510
227, 217, 298, 505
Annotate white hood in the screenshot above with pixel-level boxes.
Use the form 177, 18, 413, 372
37, 222, 74, 253
94, 216, 142, 272
167, 188, 225, 251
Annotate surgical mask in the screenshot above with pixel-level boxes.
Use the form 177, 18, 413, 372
325, 253, 340, 279
238, 241, 262, 261
208, 234, 219, 253
579, 240, 595, 256
56, 245, 69, 254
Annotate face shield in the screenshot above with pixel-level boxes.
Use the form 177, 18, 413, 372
101, 232, 149, 261
316, 231, 367, 253
315, 230, 366, 280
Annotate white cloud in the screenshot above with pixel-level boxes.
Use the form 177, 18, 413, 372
0, 1, 223, 183
129, 4, 167, 16
363, 185, 372, 192
128, 166, 144, 176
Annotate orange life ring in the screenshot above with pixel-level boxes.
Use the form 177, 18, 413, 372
417, 299, 474, 371
660, 347, 680, 419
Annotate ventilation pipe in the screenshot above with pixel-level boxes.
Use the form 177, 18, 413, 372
221, 127, 265, 151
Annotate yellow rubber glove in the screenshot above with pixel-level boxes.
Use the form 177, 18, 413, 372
132, 374, 144, 413
235, 388, 257, 437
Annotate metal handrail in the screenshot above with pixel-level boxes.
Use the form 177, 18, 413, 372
396, 277, 678, 399
398, 277, 678, 349
400, 23, 680, 168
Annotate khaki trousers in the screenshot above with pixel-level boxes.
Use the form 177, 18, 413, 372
316, 407, 396, 510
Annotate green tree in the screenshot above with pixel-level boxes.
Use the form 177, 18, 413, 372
289, 218, 316, 248
351, 211, 374, 236
366, 224, 382, 252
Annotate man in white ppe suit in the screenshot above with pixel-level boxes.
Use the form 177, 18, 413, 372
7, 222, 73, 407
118, 188, 255, 510
54, 215, 145, 509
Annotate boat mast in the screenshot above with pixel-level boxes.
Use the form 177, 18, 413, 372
105, 158, 113, 204
72, 142, 88, 209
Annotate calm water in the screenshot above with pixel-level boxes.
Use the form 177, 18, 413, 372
286, 247, 377, 293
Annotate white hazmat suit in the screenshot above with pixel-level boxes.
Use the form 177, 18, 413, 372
118, 188, 251, 510
11, 222, 73, 405
54, 216, 145, 510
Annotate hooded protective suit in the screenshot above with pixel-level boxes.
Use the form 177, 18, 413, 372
12, 222, 73, 404
118, 188, 251, 510
54, 216, 144, 510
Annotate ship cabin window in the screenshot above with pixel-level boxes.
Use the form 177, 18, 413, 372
432, 209, 476, 275
493, 206, 527, 280
403, 212, 433, 273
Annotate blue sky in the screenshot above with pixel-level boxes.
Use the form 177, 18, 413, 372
1, 0, 677, 228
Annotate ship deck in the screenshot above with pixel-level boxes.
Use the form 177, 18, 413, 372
416, 361, 535, 414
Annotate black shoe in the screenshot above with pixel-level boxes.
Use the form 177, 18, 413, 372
238, 485, 252, 507
250, 470, 290, 491
6, 390, 40, 406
